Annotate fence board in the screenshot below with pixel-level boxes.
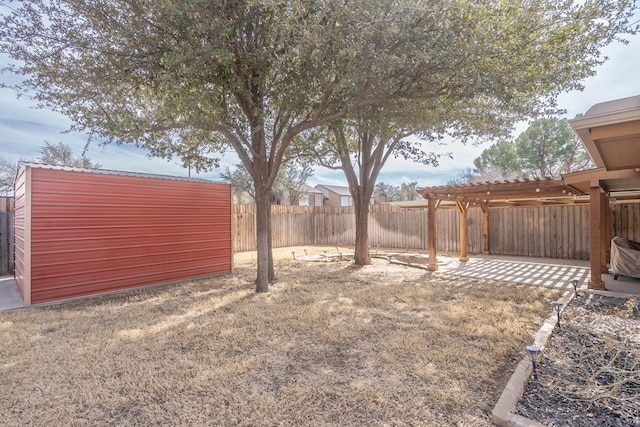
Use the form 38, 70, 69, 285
2, 199, 635, 275
612, 202, 640, 243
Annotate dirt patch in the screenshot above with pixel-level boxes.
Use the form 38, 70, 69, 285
0, 246, 561, 426
516, 293, 640, 426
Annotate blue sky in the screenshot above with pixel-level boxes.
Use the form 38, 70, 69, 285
1, 28, 640, 188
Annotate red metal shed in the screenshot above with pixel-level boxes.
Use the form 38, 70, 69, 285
14, 163, 233, 305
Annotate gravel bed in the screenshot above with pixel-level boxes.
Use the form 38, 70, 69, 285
517, 293, 640, 426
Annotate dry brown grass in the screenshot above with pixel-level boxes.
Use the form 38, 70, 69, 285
0, 246, 561, 426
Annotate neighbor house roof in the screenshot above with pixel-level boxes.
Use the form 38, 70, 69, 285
314, 184, 351, 196
300, 184, 324, 194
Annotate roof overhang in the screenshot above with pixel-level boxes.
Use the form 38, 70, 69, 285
569, 95, 640, 171
562, 167, 640, 201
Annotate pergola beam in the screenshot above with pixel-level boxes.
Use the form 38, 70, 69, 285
419, 178, 581, 203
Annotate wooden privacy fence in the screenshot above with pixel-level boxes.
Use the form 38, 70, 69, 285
0, 197, 15, 275
0, 199, 637, 272
234, 202, 640, 260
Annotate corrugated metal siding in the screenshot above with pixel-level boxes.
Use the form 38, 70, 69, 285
13, 166, 28, 302
27, 166, 232, 304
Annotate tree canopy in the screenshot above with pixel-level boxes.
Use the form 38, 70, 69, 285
473, 117, 593, 181
2, 0, 637, 287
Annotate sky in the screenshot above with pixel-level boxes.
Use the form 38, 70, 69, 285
1, 21, 640, 189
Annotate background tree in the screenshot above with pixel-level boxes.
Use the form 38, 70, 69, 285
220, 164, 255, 204
514, 117, 592, 178
222, 160, 313, 205
473, 117, 594, 181
374, 182, 401, 203
38, 141, 102, 169
398, 182, 421, 201
0, 158, 17, 196
446, 167, 478, 186
472, 140, 520, 181
374, 182, 421, 203
273, 160, 314, 206
2, 0, 636, 284
0, 142, 101, 195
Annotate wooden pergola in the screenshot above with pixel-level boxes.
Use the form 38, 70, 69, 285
409, 95, 640, 284
412, 178, 587, 271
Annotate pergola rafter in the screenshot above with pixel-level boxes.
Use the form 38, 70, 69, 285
420, 177, 587, 206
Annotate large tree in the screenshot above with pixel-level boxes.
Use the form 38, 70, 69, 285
473, 140, 521, 181
2, 1, 357, 292
514, 117, 593, 178
473, 117, 594, 181
314, 104, 443, 264
2, 1, 636, 285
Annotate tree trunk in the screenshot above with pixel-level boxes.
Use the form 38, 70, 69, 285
353, 195, 371, 265
254, 191, 271, 292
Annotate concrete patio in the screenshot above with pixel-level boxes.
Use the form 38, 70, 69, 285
438, 254, 640, 295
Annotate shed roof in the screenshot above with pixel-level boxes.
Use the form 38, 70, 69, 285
16, 162, 224, 184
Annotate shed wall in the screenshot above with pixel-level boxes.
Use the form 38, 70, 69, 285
27, 167, 232, 304
13, 166, 29, 303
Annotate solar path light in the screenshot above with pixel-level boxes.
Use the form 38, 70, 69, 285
525, 345, 543, 379
571, 278, 580, 295
551, 301, 563, 327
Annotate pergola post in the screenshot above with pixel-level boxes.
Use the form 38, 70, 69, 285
480, 201, 490, 255
588, 186, 606, 290
456, 201, 470, 262
427, 197, 439, 271
603, 196, 611, 268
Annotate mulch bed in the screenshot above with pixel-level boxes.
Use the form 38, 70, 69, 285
516, 293, 640, 426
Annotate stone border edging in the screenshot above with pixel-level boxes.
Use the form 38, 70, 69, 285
491, 289, 576, 427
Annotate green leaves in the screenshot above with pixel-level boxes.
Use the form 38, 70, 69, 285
473, 117, 593, 181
